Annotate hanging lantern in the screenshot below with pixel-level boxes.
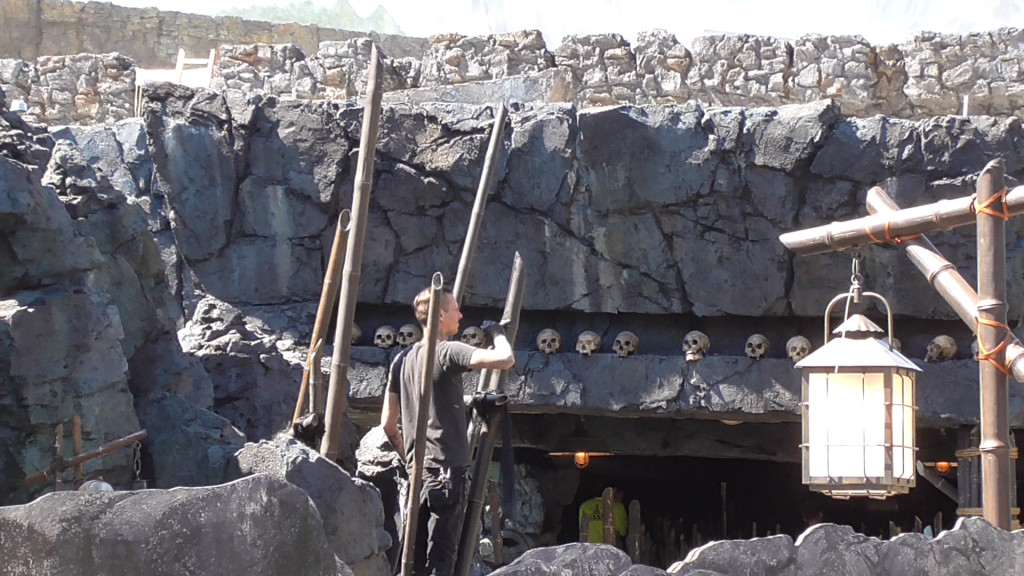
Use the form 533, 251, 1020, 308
573, 451, 591, 469
795, 256, 920, 499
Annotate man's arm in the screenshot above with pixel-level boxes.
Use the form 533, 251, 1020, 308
380, 391, 405, 464
469, 334, 515, 370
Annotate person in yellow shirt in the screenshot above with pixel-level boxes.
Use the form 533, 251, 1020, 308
578, 486, 627, 546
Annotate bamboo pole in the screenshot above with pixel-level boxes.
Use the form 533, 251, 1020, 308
454, 253, 524, 576
452, 103, 507, 307
400, 272, 444, 576
975, 160, 1012, 530
321, 45, 384, 460
779, 185, 1024, 256
293, 210, 351, 423
26, 430, 148, 486
865, 187, 1024, 382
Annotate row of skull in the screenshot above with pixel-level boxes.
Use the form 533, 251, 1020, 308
360, 324, 970, 363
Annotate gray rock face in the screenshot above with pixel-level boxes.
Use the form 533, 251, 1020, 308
492, 543, 634, 576
663, 518, 1024, 575
0, 474, 341, 576
231, 434, 391, 576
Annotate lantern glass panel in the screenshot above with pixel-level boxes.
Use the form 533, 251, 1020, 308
807, 371, 888, 479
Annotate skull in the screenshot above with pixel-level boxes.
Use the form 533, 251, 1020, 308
461, 326, 485, 348
351, 323, 362, 346
374, 325, 397, 349
536, 329, 562, 354
972, 339, 980, 362
683, 330, 710, 362
745, 334, 770, 360
925, 335, 957, 362
786, 335, 812, 364
612, 331, 639, 358
576, 331, 602, 357
397, 323, 423, 347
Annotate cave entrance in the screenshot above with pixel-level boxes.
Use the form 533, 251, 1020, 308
546, 453, 958, 568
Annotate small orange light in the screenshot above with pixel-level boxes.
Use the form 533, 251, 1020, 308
935, 461, 951, 475
574, 451, 590, 469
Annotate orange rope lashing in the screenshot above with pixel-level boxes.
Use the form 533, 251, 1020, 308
975, 317, 1013, 377
974, 187, 1011, 221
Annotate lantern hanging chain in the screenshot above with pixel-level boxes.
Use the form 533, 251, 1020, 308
841, 248, 865, 328
133, 441, 142, 481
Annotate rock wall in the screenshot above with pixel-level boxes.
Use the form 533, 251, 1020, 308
0, 0, 426, 67
5, 65, 1024, 501
0, 87, 244, 505
8, 25, 1024, 126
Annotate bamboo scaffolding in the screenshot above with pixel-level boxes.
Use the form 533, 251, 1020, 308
321, 45, 384, 460
400, 272, 444, 576
864, 187, 1024, 383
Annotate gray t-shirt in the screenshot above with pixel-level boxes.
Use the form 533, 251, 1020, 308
388, 339, 476, 468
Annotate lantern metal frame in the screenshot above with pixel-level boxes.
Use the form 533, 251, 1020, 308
796, 255, 920, 499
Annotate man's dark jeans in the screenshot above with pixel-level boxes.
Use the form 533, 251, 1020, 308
413, 465, 467, 576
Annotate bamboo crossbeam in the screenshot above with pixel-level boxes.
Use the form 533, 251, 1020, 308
26, 430, 148, 486
779, 185, 1024, 256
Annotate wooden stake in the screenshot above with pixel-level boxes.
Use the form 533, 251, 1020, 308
72, 414, 84, 487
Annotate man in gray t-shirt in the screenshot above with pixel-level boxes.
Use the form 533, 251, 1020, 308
381, 287, 515, 576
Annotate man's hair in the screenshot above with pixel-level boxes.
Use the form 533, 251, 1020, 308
413, 287, 453, 326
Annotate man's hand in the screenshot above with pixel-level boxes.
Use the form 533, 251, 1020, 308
481, 320, 507, 345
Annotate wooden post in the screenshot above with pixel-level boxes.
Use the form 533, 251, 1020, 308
53, 424, 64, 492
487, 480, 505, 565
602, 487, 615, 545
975, 160, 1012, 530
72, 415, 84, 487
400, 273, 444, 576
627, 499, 642, 562
293, 210, 350, 423
321, 46, 384, 461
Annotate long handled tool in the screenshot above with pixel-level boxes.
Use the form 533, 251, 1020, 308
452, 102, 507, 307
400, 272, 445, 576
321, 44, 384, 460
453, 252, 525, 576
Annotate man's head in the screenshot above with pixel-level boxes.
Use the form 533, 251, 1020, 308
413, 287, 461, 338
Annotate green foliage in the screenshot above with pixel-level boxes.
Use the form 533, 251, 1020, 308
218, 0, 404, 35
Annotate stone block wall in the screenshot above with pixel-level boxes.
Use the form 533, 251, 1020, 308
0, 0, 425, 67
8, 26, 1024, 126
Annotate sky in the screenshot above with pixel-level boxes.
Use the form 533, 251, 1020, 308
105, 0, 1023, 47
